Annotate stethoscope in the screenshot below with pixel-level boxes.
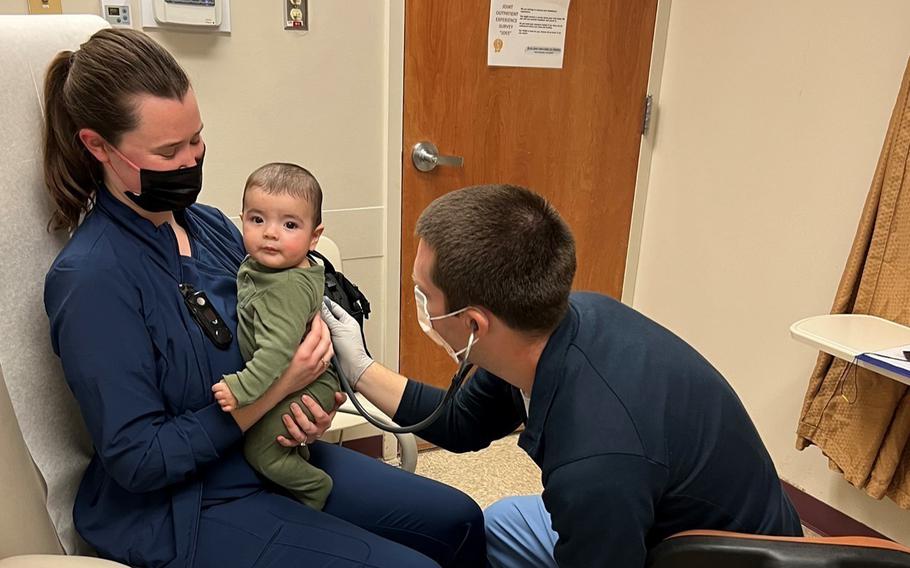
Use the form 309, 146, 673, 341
334, 329, 476, 434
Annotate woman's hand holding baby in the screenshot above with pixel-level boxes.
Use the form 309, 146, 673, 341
278, 313, 334, 397
226, 314, 336, 434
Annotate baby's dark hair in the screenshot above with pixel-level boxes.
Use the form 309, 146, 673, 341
243, 162, 322, 226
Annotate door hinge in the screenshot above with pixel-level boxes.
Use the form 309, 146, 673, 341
641, 94, 654, 136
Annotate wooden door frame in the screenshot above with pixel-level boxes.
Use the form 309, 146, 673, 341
380, 0, 406, 371
622, 0, 673, 306
379, 0, 673, 371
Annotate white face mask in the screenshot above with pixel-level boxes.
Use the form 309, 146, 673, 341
414, 285, 476, 363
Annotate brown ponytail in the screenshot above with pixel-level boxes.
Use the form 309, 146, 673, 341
43, 50, 99, 232
42, 29, 190, 232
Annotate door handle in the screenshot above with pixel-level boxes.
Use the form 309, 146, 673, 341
411, 141, 464, 172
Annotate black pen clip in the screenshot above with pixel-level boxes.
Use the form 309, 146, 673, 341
179, 283, 233, 350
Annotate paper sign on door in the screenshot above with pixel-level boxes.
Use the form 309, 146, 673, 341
487, 0, 571, 69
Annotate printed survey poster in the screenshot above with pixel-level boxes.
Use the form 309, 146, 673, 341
488, 0, 571, 69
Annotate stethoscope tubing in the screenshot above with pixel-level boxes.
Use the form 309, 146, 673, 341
336, 331, 476, 434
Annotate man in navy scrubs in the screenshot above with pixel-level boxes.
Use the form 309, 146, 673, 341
320, 184, 802, 567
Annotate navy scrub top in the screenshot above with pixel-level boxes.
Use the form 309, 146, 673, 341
396, 292, 801, 567
45, 187, 264, 567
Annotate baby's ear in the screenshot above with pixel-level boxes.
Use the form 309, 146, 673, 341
309, 224, 325, 251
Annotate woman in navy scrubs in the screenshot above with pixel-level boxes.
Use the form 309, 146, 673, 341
42, 28, 484, 568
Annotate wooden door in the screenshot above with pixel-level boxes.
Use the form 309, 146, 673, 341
400, 0, 658, 387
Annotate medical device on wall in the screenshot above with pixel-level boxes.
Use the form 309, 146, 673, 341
153, 0, 222, 27
100, 1, 131, 27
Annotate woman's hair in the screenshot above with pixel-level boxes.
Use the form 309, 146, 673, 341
43, 29, 190, 232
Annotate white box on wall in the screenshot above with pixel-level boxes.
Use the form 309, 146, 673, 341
140, 0, 231, 32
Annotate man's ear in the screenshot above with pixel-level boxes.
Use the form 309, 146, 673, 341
464, 307, 489, 339
78, 128, 111, 164
309, 224, 325, 251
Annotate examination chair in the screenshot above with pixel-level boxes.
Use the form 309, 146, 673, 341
0, 15, 113, 563
0, 14, 412, 566
646, 529, 910, 567
0, 364, 125, 567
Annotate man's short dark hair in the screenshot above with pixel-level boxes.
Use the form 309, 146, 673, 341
416, 184, 576, 335
243, 162, 323, 226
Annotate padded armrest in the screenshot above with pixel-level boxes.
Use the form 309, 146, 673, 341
0, 556, 128, 568
647, 530, 910, 568
667, 530, 910, 553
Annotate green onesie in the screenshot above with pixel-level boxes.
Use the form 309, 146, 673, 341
223, 256, 340, 510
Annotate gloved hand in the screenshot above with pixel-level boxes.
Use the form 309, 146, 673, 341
321, 298, 374, 389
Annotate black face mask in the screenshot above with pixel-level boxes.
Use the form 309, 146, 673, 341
125, 152, 205, 212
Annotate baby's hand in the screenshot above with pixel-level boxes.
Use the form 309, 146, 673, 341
212, 380, 238, 412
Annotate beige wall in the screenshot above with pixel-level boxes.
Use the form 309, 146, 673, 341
633, 0, 910, 542
1, 0, 398, 364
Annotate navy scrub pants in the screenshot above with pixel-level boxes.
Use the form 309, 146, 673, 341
195, 441, 486, 567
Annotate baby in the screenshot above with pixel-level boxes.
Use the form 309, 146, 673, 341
213, 162, 339, 510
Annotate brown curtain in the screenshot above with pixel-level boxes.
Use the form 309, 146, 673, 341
796, 58, 910, 509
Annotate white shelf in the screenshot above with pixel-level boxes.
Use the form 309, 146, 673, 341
790, 314, 910, 386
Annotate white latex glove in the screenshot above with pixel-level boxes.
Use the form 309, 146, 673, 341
321, 298, 374, 389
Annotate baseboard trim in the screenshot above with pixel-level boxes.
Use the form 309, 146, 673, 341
781, 480, 889, 540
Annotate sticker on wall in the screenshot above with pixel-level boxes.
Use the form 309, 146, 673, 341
487, 0, 570, 69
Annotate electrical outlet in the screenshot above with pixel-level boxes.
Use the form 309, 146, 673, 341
27, 0, 63, 15
284, 0, 307, 31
